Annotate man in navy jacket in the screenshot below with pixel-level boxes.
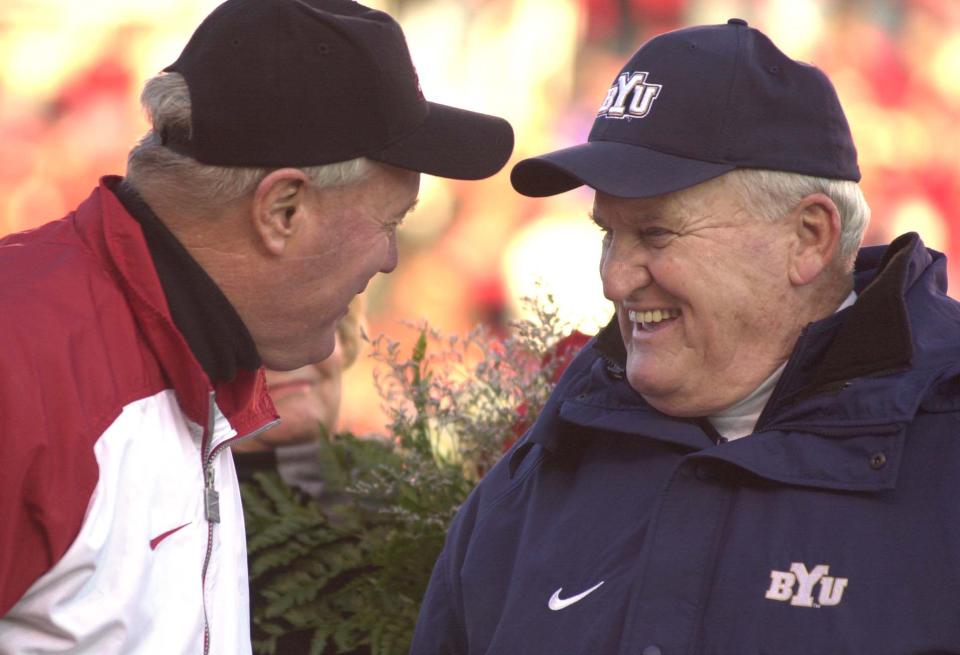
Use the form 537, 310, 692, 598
411, 19, 960, 655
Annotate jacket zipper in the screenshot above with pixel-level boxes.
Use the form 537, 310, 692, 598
199, 391, 278, 655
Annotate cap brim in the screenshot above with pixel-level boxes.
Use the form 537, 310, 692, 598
371, 102, 514, 180
511, 140, 735, 198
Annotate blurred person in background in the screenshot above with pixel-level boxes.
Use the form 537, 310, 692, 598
234, 302, 363, 655
233, 300, 363, 497
413, 18, 960, 654
0, 0, 512, 652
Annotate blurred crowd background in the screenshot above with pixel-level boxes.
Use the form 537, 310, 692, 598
3, 0, 958, 435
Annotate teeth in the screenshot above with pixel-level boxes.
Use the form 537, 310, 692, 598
628, 308, 679, 324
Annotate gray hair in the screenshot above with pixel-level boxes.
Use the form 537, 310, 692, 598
126, 72, 372, 213
729, 168, 871, 270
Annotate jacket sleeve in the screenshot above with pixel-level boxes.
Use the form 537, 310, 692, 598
0, 261, 106, 616
0, 393, 99, 617
0, 362, 101, 617
0, 450, 56, 616
410, 548, 467, 655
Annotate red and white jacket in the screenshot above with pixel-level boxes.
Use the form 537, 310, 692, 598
0, 179, 278, 653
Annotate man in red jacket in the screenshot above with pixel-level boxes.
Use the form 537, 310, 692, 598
0, 0, 512, 652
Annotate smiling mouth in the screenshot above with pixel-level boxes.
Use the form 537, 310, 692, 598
627, 308, 681, 332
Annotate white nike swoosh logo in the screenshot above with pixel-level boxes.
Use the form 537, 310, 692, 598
548, 581, 605, 610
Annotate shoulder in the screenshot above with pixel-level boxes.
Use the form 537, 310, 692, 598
0, 217, 170, 455
0, 220, 165, 417
0, 215, 160, 362
906, 285, 960, 413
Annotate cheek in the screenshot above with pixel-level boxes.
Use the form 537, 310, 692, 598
646, 255, 699, 304
652, 258, 741, 353
348, 232, 389, 267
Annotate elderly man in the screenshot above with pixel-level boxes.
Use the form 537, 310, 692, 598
0, 0, 512, 652
412, 19, 960, 655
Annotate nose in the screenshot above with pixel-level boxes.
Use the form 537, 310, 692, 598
380, 232, 399, 274
600, 233, 652, 302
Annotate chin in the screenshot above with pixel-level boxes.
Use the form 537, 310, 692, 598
626, 367, 696, 418
625, 354, 663, 392
626, 366, 659, 398
263, 343, 335, 372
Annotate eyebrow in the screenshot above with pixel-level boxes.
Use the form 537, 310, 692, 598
588, 209, 663, 227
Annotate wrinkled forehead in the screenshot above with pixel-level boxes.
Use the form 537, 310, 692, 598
591, 171, 740, 221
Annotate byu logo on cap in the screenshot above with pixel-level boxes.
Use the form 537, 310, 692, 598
597, 71, 662, 119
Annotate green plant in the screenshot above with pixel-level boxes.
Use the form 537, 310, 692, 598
242, 296, 581, 654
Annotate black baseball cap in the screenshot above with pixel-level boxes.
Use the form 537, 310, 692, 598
162, 0, 514, 180
511, 18, 860, 198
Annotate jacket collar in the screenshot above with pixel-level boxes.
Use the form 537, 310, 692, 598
514, 233, 957, 491
74, 178, 277, 435
110, 178, 261, 383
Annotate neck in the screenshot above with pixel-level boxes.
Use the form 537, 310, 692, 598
709, 286, 858, 441
131, 181, 264, 336
802, 266, 855, 323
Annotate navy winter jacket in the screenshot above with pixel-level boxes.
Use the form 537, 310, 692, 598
411, 233, 960, 655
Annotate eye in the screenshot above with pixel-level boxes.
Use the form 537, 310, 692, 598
639, 226, 675, 247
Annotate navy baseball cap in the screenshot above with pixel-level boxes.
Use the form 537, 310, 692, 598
511, 19, 859, 198
162, 0, 513, 179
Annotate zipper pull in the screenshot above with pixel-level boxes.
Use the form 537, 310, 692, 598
204, 465, 220, 523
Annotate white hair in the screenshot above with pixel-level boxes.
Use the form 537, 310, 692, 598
729, 168, 871, 270
126, 72, 372, 212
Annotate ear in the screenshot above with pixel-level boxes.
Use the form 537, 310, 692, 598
787, 193, 843, 287
251, 168, 311, 256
